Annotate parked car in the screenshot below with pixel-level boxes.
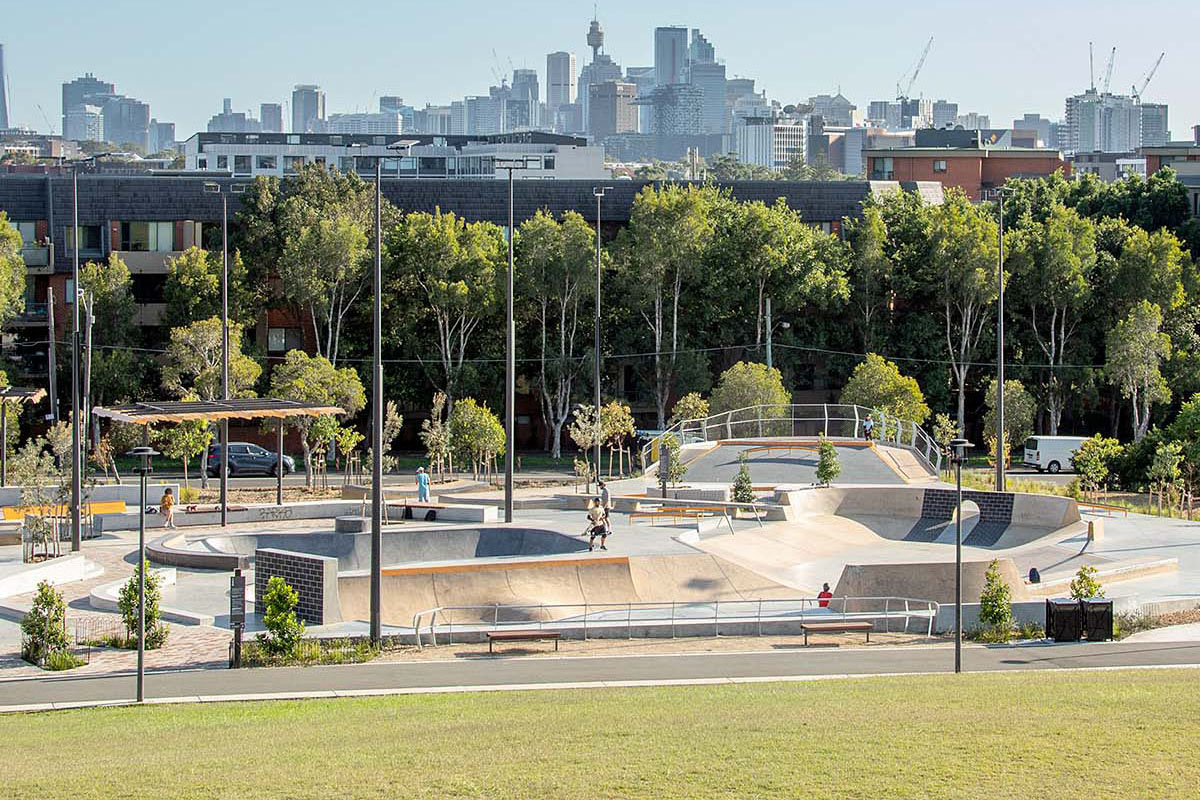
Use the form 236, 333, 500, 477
1022, 435, 1090, 474
206, 442, 295, 478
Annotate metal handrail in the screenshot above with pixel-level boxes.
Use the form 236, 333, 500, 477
411, 595, 939, 648
641, 404, 942, 476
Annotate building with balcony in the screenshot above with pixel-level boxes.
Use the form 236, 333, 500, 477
1143, 142, 1200, 218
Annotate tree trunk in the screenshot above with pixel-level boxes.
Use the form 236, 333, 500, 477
301, 440, 314, 489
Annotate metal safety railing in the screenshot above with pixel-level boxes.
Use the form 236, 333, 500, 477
411, 595, 939, 648
641, 404, 943, 475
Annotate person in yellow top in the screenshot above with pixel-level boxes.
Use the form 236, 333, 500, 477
160, 487, 177, 529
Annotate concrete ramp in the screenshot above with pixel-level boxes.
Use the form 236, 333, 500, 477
834, 558, 1029, 605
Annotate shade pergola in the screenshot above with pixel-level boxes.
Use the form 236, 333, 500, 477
1, 386, 48, 487
92, 398, 346, 510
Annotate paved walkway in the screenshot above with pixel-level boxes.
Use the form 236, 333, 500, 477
1125, 622, 1200, 643
2, 640, 1197, 710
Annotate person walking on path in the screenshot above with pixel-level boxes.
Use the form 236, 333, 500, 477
160, 488, 177, 529
863, 414, 875, 441
416, 466, 431, 503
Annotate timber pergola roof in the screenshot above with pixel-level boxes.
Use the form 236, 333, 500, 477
0, 386, 47, 404
91, 398, 344, 425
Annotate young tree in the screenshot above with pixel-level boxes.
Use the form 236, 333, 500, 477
1071, 435, 1124, 499
978, 559, 1014, 634
20, 581, 71, 665
982, 379, 1036, 449
839, 353, 931, 424
515, 209, 594, 458
152, 418, 212, 490
0, 212, 28, 329
567, 404, 602, 491
268, 350, 366, 487
816, 435, 841, 486
449, 398, 505, 481
1007, 204, 1096, 433
118, 561, 168, 648
161, 317, 262, 401
420, 392, 452, 481
1148, 440, 1183, 514
1068, 564, 1104, 600
930, 191, 1000, 429
669, 392, 709, 426
617, 184, 717, 427
1106, 300, 1171, 441
79, 252, 147, 409
708, 362, 790, 415
600, 400, 636, 477
257, 576, 304, 657
385, 209, 505, 408
731, 451, 755, 503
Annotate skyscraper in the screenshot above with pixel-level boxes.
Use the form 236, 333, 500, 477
578, 14, 622, 134
291, 85, 325, 133
688, 30, 715, 65
932, 99, 958, 129
260, 103, 283, 133
1064, 89, 1140, 153
688, 62, 728, 134
0, 45, 9, 130
510, 69, 540, 129
625, 66, 655, 133
1141, 103, 1170, 147
546, 52, 578, 120
62, 73, 115, 138
654, 27, 688, 87
588, 81, 637, 139
102, 96, 150, 150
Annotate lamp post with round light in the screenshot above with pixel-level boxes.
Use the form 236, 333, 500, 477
950, 438, 971, 673
127, 445, 158, 702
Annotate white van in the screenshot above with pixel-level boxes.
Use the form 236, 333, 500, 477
1023, 435, 1089, 474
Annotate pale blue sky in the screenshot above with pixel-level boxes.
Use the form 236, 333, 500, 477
5, 0, 1198, 141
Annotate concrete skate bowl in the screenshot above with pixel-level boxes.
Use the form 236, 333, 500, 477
833, 558, 1030, 607
337, 552, 794, 628
783, 486, 1082, 550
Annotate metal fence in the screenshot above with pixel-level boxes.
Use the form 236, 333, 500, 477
412, 595, 939, 648
641, 403, 943, 475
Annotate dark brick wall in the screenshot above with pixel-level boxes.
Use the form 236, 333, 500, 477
254, 548, 336, 625
921, 488, 1014, 524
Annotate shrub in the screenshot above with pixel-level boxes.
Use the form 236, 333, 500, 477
669, 392, 709, 426
44, 649, 85, 671
118, 561, 169, 649
731, 452, 755, 503
815, 435, 840, 486
978, 560, 1014, 631
1069, 564, 1105, 600
659, 433, 688, 486
20, 580, 71, 665
179, 485, 201, 503
258, 576, 305, 656
839, 353, 930, 425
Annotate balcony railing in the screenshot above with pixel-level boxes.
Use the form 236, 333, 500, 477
20, 245, 50, 268
12, 302, 49, 326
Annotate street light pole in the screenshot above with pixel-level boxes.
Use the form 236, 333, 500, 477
496, 159, 530, 523
70, 167, 81, 552
951, 438, 970, 674
593, 186, 611, 489
128, 445, 158, 703
220, 191, 229, 527
370, 157, 383, 645
765, 296, 773, 370
995, 188, 1010, 493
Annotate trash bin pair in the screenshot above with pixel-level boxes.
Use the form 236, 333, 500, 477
1045, 598, 1113, 642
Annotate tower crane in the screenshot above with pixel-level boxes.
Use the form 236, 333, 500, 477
896, 36, 934, 101
1101, 46, 1116, 94
1132, 52, 1166, 100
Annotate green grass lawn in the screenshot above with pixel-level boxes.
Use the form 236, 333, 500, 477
3, 670, 1197, 799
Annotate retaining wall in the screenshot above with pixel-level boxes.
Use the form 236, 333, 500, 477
255, 548, 341, 625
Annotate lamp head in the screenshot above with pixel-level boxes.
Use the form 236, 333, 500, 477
126, 445, 160, 473
949, 438, 971, 462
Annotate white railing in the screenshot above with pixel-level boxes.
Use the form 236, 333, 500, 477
411, 595, 940, 648
642, 403, 943, 475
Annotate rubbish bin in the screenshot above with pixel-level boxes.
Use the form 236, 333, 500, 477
1081, 598, 1114, 641
1046, 598, 1083, 642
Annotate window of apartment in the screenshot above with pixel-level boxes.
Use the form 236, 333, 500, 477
373, 136, 386, 145
284, 155, 305, 174
267, 327, 305, 352
65, 278, 75, 305
313, 156, 326, 167
933, 159, 948, 173
329, 136, 342, 146
197, 157, 207, 169
65, 225, 102, 253
870, 157, 894, 180
287, 135, 300, 145
543, 156, 555, 171
130, 274, 167, 303
233, 155, 252, 174
216, 155, 229, 169
256, 155, 277, 170
120, 221, 175, 252
338, 156, 355, 172
245, 134, 258, 144
12, 221, 37, 244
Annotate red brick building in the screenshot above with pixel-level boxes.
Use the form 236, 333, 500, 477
1142, 143, 1200, 219
863, 146, 1070, 202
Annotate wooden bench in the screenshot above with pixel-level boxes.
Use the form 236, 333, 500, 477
486, 630, 561, 654
799, 621, 875, 646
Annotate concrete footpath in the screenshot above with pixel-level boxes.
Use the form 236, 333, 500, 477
2, 640, 1198, 711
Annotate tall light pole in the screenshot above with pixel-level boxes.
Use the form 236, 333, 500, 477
203, 182, 246, 527
127, 445, 158, 702
995, 187, 1013, 492
370, 155, 384, 644
950, 438, 970, 674
764, 297, 790, 370
495, 158, 531, 523
593, 186, 612, 488
67, 153, 110, 553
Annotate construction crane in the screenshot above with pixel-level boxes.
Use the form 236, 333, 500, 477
896, 36, 934, 101
1089, 42, 1095, 91
1101, 46, 1116, 94
1132, 52, 1166, 100
35, 104, 55, 135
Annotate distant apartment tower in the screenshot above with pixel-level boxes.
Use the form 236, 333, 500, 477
66, 105, 104, 142
808, 93, 856, 128
0, 45, 9, 130
379, 96, 415, 132
956, 111, 990, 130
737, 113, 807, 172
1140, 103, 1170, 147
207, 98, 261, 133
414, 104, 453, 135
589, 81, 637, 139
148, 120, 175, 153
689, 62, 728, 134
260, 103, 283, 133
546, 52, 578, 117
932, 100, 958, 129
1013, 113, 1054, 148
510, 69, 540, 129
102, 96, 151, 150
1064, 89, 1140, 154
654, 26, 688, 86
62, 73, 116, 139
291, 85, 325, 133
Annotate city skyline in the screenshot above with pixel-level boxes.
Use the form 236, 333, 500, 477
3, 0, 1198, 141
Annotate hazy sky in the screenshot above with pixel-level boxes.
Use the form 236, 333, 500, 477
4, 0, 1198, 141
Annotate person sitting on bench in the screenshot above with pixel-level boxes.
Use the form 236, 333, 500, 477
586, 499, 608, 551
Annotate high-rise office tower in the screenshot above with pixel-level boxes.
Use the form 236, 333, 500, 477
546, 51, 578, 119
579, 14, 622, 134
654, 26, 688, 86
102, 96, 150, 150
1140, 103, 1170, 147
148, 120, 175, 153
688, 30, 715, 65
260, 103, 283, 133
688, 62, 727, 134
932, 99, 958, 129
625, 66, 655, 133
0, 45, 9, 130
1064, 89, 1141, 153
588, 81, 637, 139
291, 84, 325, 133
62, 73, 116, 139
510, 69, 540, 129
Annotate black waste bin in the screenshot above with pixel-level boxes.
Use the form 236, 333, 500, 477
1046, 598, 1083, 642
1081, 598, 1114, 641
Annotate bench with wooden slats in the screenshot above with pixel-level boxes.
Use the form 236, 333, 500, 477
799, 621, 875, 646
486, 630, 562, 654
